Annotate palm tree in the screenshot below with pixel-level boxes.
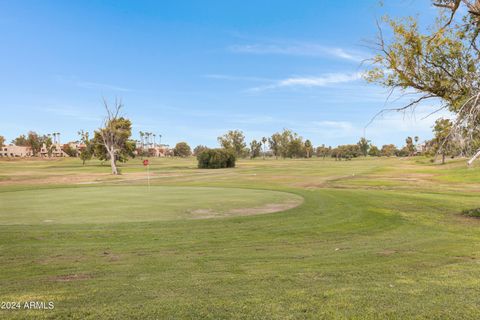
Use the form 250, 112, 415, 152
57, 132, 60, 145
146, 132, 151, 148
261, 137, 267, 159
139, 131, 144, 149
153, 134, 156, 148
159, 134, 162, 146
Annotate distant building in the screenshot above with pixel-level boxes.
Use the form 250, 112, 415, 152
153, 145, 172, 157
39, 143, 69, 157
136, 143, 172, 157
415, 142, 428, 155
0, 145, 32, 157
69, 143, 86, 150
0, 143, 69, 158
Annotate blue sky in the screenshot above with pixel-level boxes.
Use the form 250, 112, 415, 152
0, 0, 449, 147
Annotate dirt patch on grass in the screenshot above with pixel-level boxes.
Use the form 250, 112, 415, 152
454, 210, 480, 224
388, 174, 435, 182
292, 174, 363, 189
227, 200, 302, 216
190, 197, 303, 219
102, 251, 122, 262
378, 249, 398, 256
49, 273, 92, 282
293, 181, 328, 189
37, 254, 89, 265
0, 170, 167, 186
0, 172, 112, 186
190, 209, 217, 216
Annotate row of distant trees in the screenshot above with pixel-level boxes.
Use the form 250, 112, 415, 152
0, 122, 466, 164
0, 104, 470, 174
201, 122, 473, 163
189, 129, 424, 161
212, 129, 314, 159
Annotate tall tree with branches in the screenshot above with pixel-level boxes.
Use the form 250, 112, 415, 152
217, 130, 247, 158
367, 1, 480, 165
432, 118, 459, 163
268, 133, 281, 159
357, 137, 371, 157
304, 139, 313, 158
78, 130, 93, 166
96, 99, 134, 175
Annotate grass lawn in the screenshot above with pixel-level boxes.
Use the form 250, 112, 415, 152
0, 157, 480, 319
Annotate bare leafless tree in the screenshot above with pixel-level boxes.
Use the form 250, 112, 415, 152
98, 98, 126, 175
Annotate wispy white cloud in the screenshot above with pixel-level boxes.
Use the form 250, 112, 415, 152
204, 74, 272, 82
76, 81, 132, 92
277, 73, 363, 87
228, 42, 366, 62
249, 72, 363, 92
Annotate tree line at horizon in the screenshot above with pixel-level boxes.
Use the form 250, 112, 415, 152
0, 115, 465, 166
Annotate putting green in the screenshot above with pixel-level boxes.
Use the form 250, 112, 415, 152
0, 186, 302, 225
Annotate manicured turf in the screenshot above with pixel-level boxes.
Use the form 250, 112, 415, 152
0, 186, 301, 224
0, 157, 480, 319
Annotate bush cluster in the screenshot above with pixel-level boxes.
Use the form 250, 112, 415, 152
197, 148, 236, 169
462, 208, 480, 218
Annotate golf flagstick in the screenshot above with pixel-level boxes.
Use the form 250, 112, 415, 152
143, 159, 150, 191
147, 163, 150, 191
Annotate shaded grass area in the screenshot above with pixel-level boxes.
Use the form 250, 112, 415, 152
0, 157, 480, 319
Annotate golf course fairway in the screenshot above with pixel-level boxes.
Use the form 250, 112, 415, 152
1, 157, 480, 319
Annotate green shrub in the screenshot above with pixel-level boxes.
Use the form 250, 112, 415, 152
462, 208, 480, 218
197, 148, 236, 169
331, 144, 362, 159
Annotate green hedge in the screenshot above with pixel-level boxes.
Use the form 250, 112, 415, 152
197, 148, 236, 169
